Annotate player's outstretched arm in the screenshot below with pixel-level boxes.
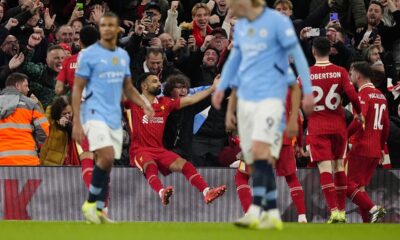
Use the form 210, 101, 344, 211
71, 76, 87, 144
123, 77, 154, 116
286, 83, 301, 138
286, 43, 314, 115
213, 47, 241, 110
181, 75, 220, 109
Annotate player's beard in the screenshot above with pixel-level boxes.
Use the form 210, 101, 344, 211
149, 87, 162, 96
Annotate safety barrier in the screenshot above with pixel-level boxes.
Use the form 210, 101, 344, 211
0, 167, 398, 222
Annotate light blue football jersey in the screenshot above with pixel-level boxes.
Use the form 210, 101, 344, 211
75, 42, 131, 129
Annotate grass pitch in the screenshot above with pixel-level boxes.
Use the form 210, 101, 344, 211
1, 221, 399, 240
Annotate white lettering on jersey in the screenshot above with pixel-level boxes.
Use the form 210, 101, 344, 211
310, 72, 342, 80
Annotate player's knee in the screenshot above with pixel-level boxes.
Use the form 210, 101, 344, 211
252, 142, 271, 160
333, 159, 345, 172
79, 152, 94, 161
169, 158, 187, 172
317, 161, 332, 173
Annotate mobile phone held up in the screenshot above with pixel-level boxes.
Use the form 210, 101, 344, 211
306, 28, 320, 38
329, 12, 339, 22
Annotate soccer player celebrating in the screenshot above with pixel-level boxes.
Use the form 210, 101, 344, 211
347, 62, 389, 223
127, 73, 226, 206
212, 0, 314, 230
72, 12, 154, 224
306, 37, 364, 223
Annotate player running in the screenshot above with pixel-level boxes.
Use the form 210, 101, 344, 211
306, 37, 364, 223
212, 0, 313, 230
232, 80, 307, 223
347, 62, 389, 223
127, 73, 226, 205
72, 12, 154, 224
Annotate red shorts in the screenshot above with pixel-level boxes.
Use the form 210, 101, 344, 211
307, 133, 347, 162
346, 151, 380, 187
131, 148, 180, 176
276, 145, 296, 176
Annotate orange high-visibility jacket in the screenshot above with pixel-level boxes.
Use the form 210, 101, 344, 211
0, 87, 49, 165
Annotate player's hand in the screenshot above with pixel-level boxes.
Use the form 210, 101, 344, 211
72, 122, 85, 145
302, 93, 315, 116
211, 74, 221, 91
144, 104, 155, 117
379, 150, 385, 165
286, 118, 299, 138
212, 90, 225, 110
356, 113, 365, 130
301, 148, 310, 157
225, 110, 237, 132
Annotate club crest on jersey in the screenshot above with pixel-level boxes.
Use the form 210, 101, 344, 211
247, 28, 255, 37
259, 29, 268, 38
121, 59, 127, 66
112, 57, 119, 65
160, 105, 165, 111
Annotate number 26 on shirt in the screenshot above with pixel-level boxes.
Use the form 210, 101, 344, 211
312, 84, 341, 111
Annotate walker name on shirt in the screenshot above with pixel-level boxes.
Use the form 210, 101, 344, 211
311, 71, 342, 80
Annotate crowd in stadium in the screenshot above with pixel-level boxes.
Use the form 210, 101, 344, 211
0, 0, 399, 169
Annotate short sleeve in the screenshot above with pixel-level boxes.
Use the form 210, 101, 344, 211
56, 59, 68, 83
167, 97, 181, 112
75, 51, 91, 80
123, 51, 131, 78
277, 15, 297, 49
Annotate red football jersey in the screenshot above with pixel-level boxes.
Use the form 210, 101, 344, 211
348, 83, 390, 158
56, 54, 78, 88
308, 63, 361, 135
127, 97, 180, 151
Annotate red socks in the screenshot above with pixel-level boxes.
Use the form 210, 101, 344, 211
334, 171, 347, 211
182, 162, 208, 192
359, 207, 371, 223
81, 158, 94, 189
347, 184, 374, 212
144, 163, 164, 193
285, 173, 306, 215
320, 172, 338, 212
234, 170, 252, 213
